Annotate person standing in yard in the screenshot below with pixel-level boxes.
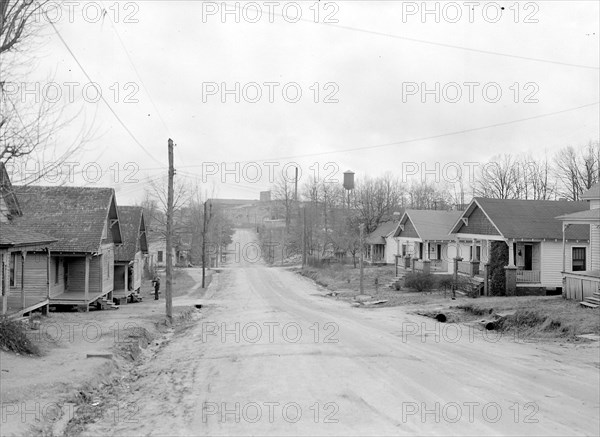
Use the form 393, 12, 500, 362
152, 275, 161, 300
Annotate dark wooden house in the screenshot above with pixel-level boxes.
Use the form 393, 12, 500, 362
114, 206, 148, 300
12, 185, 122, 309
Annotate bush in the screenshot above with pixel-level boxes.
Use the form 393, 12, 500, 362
404, 272, 437, 292
489, 241, 508, 296
0, 317, 40, 355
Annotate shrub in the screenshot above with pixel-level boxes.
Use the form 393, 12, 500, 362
0, 317, 40, 356
489, 241, 508, 296
404, 272, 437, 292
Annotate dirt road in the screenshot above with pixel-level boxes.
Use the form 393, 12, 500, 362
85, 229, 600, 436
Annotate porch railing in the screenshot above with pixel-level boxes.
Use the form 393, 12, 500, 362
457, 261, 471, 275
430, 259, 448, 272
563, 272, 600, 301
516, 270, 541, 284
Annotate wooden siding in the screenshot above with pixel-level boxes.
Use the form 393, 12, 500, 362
540, 241, 591, 288
49, 256, 66, 298
100, 244, 115, 294
399, 218, 420, 238
0, 196, 9, 223
456, 206, 501, 236
68, 258, 87, 293
8, 253, 48, 299
591, 224, 600, 271
133, 251, 143, 290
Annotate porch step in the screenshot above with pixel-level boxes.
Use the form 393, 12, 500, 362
580, 301, 599, 309
584, 296, 600, 304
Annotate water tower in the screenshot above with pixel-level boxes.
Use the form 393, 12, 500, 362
343, 170, 355, 209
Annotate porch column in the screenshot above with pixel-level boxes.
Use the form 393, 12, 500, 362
422, 241, 431, 274
562, 223, 569, 272
20, 251, 26, 309
124, 263, 129, 293
84, 255, 91, 312
507, 239, 515, 267
1, 254, 7, 315
44, 249, 51, 315
470, 239, 479, 277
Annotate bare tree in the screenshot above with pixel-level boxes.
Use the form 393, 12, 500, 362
554, 141, 599, 200
473, 154, 518, 199
272, 174, 295, 229
1, 0, 94, 184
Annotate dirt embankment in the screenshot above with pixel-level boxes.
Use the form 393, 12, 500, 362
0, 268, 209, 437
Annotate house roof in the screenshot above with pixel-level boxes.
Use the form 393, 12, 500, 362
396, 210, 462, 241
366, 221, 398, 245
12, 185, 122, 253
451, 198, 590, 240
556, 208, 600, 223
581, 183, 600, 200
0, 222, 57, 248
0, 163, 21, 218
115, 206, 148, 261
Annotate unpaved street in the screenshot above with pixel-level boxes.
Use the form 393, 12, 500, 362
85, 229, 600, 436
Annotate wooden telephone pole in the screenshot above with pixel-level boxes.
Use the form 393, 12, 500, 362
202, 200, 212, 288
359, 223, 365, 294
165, 139, 174, 322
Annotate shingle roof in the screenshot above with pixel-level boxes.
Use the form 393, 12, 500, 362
556, 208, 600, 222
12, 185, 122, 253
581, 183, 600, 200
0, 222, 56, 248
115, 206, 147, 261
366, 221, 398, 244
459, 198, 590, 240
401, 210, 462, 241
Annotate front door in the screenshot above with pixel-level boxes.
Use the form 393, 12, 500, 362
524, 244, 533, 270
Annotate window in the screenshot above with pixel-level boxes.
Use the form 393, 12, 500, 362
158, 251, 164, 263
572, 248, 587, 272
9, 253, 17, 287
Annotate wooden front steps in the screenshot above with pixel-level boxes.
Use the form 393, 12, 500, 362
580, 291, 600, 309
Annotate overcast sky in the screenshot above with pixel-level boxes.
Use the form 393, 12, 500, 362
10, 0, 600, 204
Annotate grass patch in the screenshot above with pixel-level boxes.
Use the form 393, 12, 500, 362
0, 317, 40, 356
454, 296, 600, 340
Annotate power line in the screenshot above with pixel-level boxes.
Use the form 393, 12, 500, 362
140, 101, 600, 168
48, 19, 164, 166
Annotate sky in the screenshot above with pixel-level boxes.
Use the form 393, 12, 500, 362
5, 0, 600, 204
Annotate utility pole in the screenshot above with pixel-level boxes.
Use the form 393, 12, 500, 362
165, 139, 174, 322
202, 200, 212, 288
359, 223, 365, 294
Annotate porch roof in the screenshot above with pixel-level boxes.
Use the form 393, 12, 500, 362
556, 208, 600, 224
0, 222, 56, 248
366, 221, 398, 245
395, 210, 462, 241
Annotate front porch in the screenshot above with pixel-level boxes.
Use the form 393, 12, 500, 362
0, 295, 49, 319
562, 271, 600, 301
50, 289, 112, 306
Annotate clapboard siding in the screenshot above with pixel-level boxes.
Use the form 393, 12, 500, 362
100, 244, 114, 294
68, 258, 87, 292
133, 251, 143, 290
399, 218, 420, 238
591, 224, 600, 271
0, 196, 9, 223
540, 241, 590, 288
49, 257, 66, 298
456, 206, 501, 236
9, 254, 48, 297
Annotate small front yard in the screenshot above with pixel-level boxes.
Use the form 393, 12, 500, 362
299, 264, 600, 341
